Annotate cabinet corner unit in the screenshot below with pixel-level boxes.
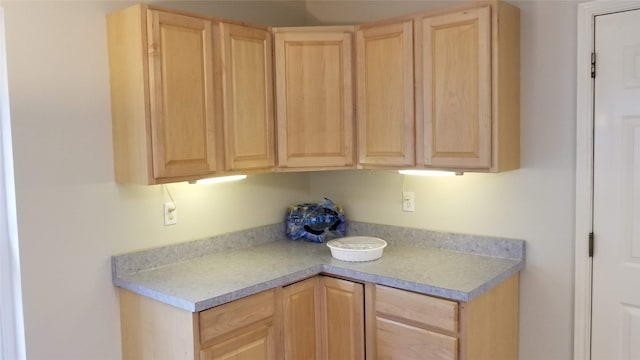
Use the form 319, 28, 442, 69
107, 5, 275, 185
273, 26, 356, 170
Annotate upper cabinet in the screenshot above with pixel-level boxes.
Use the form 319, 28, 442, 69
415, 2, 520, 172
273, 27, 355, 169
108, 5, 220, 184
107, 5, 276, 184
107, 1, 519, 184
419, 7, 492, 169
357, 1, 520, 172
219, 23, 276, 172
356, 20, 415, 168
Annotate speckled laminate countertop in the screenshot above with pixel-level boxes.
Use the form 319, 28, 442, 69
112, 222, 525, 312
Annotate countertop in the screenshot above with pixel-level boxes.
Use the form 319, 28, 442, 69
113, 223, 525, 312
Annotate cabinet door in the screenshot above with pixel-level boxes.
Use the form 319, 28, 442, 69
356, 20, 415, 167
320, 277, 365, 360
274, 28, 355, 168
147, 10, 218, 179
419, 7, 491, 169
282, 277, 322, 359
220, 23, 275, 171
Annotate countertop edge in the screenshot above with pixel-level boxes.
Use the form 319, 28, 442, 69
115, 256, 524, 312
114, 278, 197, 312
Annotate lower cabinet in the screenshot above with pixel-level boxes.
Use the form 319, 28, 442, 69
367, 273, 519, 360
119, 273, 518, 360
198, 289, 278, 360
282, 276, 365, 360
373, 284, 458, 360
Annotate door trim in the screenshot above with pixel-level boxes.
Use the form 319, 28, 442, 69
575, 2, 640, 359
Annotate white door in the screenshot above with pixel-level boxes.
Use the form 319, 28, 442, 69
592, 8, 640, 359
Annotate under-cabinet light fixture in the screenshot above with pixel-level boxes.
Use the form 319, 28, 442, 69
189, 175, 247, 184
398, 170, 463, 177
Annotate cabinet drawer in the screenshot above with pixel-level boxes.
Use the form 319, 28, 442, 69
200, 321, 276, 360
199, 289, 276, 345
377, 317, 457, 360
375, 285, 458, 333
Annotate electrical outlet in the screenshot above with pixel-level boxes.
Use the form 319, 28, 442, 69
164, 202, 177, 225
402, 192, 415, 212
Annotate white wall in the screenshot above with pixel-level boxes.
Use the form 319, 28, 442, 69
308, 1, 579, 359
1, 0, 580, 359
1, 1, 309, 359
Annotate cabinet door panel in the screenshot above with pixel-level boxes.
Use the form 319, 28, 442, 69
321, 277, 365, 360
220, 23, 275, 171
421, 7, 491, 169
357, 20, 415, 167
147, 10, 217, 178
282, 277, 322, 359
377, 317, 457, 360
274, 30, 354, 168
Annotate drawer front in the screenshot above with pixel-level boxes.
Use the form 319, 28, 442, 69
200, 321, 275, 360
375, 285, 458, 333
377, 317, 457, 360
199, 289, 276, 345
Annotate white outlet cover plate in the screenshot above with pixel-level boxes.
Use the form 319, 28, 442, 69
164, 202, 177, 225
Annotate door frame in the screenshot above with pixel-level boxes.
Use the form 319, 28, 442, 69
575, 2, 640, 359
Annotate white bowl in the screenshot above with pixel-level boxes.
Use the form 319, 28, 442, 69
326, 236, 388, 262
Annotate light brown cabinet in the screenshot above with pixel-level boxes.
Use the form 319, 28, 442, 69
219, 23, 276, 172
321, 276, 365, 359
357, 1, 520, 172
418, 6, 493, 170
282, 277, 322, 359
367, 274, 519, 360
107, 5, 276, 184
108, 5, 220, 184
282, 276, 364, 359
273, 27, 355, 169
373, 284, 459, 359
119, 288, 281, 360
416, 2, 520, 172
107, 1, 519, 183
356, 20, 415, 167
199, 289, 279, 360
118, 273, 518, 360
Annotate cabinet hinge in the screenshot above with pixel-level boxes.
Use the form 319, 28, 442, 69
591, 52, 596, 79
589, 232, 594, 257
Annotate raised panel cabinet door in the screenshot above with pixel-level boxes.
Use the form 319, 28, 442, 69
420, 6, 491, 169
320, 277, 365, 360
220, 23, 275, 171
282, 277, 322, 359
356, 20, 415, 167
147, 10, 218, 179
274, 28, 355, 168
199, 321, 276, 360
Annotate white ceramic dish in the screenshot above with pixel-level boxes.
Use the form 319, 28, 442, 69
326, 236, 388, 262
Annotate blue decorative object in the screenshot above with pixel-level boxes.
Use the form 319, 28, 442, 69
286, 197, 346, 243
